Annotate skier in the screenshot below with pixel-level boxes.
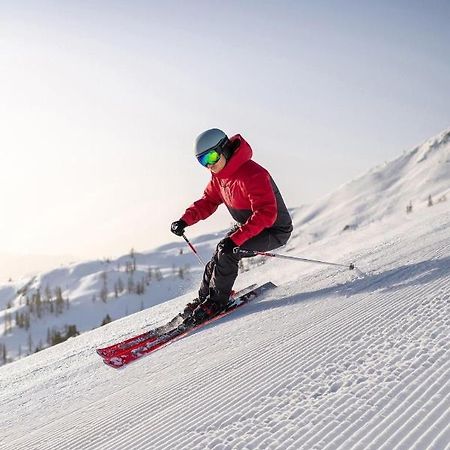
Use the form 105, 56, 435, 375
171, 128, 293, 325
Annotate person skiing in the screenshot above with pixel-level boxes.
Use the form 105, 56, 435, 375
171, 128, 293, 325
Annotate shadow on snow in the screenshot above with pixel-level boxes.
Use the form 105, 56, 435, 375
218, 255, 450, 325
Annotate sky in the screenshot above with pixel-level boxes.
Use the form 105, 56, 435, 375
1, 0, 450, 280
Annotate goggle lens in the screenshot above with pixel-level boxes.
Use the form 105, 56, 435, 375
197, 149, 221, 167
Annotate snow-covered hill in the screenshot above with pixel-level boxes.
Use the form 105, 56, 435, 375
0, 128, 449, 449
291, 128, 450, 246
0, 234, 224, 364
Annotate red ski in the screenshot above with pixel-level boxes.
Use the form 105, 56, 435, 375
96, 314, 183, 358
96, 284, 257, 359
97, 330, 159, 359
102, 282, 276, 369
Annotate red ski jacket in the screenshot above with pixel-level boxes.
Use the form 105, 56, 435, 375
181, 135, 292, 246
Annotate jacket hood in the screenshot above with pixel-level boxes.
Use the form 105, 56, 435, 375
213, 134, 252, 180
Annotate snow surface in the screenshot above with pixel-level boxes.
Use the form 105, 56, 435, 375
0, 129, 449, 449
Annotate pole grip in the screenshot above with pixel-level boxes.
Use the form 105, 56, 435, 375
233, 248, 261, 257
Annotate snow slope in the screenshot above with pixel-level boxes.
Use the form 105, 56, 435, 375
0, 200, 448, 450
0, 129, 449, 449
1, 128, 448, 366
291, 128, 450, 246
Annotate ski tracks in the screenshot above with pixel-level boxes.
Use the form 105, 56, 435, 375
3, 216, 450, 450
9, 261, 449, 449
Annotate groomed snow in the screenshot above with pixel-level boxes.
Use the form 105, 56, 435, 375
0, 129, 449, 449
0, 202, 449, 450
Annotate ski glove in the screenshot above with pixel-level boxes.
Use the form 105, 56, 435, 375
171, 219, 187, 236
217, 237, 238, 255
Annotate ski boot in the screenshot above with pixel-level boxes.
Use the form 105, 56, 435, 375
183, 295, 229, 327
181, 298, 203, 319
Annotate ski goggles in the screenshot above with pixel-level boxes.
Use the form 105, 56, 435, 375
197, 148, 221, 167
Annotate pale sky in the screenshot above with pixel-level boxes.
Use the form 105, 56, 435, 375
1, 0, 450, 280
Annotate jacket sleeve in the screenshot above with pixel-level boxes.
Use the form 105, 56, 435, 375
230, 171, 277, 246
181, 180, 223, 226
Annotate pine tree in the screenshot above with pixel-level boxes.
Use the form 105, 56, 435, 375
130, 248, 137, 272
101, 314, 112, 326
3, 312, 11, 335
28, 333, 33, 355
100, 281, 108, 303
127, 275, 135, 294
44, 284, 52, 302
1, 343, 7, 365
35, 290, 42, 318
50, 329, 64, 346
155, 268, 163, 281
65, 325, 79, 339
55, 287, 65, 315
117, 277, 124, 293
24, 312, 30, 330
135, 278, 146, 295
35, 340, 43, 353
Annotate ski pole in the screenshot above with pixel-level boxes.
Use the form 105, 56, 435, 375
234, 248, 356, 271
182, 233, 206, 267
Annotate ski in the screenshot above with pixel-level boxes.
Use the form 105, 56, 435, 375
97, 330, 157, 359
103, 282, 276, 369
96, 315, 179, 359
96, 284, 258, 359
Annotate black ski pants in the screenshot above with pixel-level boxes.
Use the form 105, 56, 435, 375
198, 227, 291, 303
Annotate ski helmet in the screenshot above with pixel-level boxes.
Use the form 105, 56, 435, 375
194, 128, 229, 158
